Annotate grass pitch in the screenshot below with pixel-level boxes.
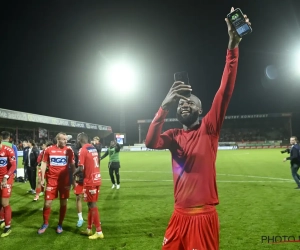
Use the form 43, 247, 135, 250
1, 149, 299, 249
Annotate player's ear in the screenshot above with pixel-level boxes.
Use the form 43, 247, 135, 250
198, 108, 203, 115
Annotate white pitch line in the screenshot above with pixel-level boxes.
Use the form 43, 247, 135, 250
101, 179, 292, 183
229, 153, 250, 155
217, 180, 293, 183
101, 171, 292, 181
217, 174, 292, 181
101, 171, 170, 173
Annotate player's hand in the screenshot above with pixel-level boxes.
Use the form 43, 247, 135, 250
283, 158, 287, 162
161, 81, 192, 110
225, 7, 251, 49
1, 178, 7, 189
40, 179, 45, 187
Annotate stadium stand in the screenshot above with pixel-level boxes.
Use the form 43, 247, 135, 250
135, 113, 292, 151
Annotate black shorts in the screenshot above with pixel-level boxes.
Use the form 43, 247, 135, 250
109, 162, 120, 169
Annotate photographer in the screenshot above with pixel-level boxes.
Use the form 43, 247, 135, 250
282, 136, 300, 189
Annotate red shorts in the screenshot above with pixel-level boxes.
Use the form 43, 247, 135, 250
74, 183, 84, 195
0, 177, 14, 198
83, 186, 100, 202
162, 206, 219, 250
45, 176, 70, 200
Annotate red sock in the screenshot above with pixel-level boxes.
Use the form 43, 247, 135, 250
4, 205, 12, 227
43, 207, 51, 225
36, 187, 41, 196
91, 207, 102, 232
0, 206, 4, 221
41, 186, 44, 192
87, 208, 92, 230
58, 205, 67, 226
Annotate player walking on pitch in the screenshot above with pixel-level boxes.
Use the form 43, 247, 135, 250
37, 132, 75, 234
145, 8, 251, 250
73, 132, 104, 240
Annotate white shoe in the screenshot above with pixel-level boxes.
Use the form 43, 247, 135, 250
111, 184, 116, 189
116, 184, 120, 189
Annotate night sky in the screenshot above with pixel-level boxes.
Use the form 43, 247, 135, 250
1, 0, 300, 143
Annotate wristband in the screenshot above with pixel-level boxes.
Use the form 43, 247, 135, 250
4, 175, 9, 179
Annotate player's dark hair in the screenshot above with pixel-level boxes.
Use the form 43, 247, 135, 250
28, 139, 36, 146
1, 131, 11, 140
78, 132, 89, 143
46, 141, 53, 147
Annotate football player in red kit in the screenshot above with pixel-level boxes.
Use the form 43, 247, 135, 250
145, 8, 251, 250
73, 132, 103, 240
34, 141, 53, 201
37, 132, 75, 234
0, 134, 17, 237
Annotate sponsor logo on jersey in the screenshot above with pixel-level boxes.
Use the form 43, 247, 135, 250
87, 147, 97, 153
94, 173, 101, 180
89, 189, 97, 194
50, 156, 68, 166
0, 157, 8, 167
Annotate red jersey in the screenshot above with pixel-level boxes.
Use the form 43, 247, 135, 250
145, 48, 239, 209
43, 145, 74, 179
37, 150, 44, 164
0, 145, 17, 180
78, 144, 101, 186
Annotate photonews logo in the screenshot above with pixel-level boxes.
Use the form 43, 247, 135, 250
262, 236, 300, 244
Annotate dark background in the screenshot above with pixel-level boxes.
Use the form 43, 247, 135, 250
1, 0, 300, 144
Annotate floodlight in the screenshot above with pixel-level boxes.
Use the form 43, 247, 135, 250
106, 62, 137, 92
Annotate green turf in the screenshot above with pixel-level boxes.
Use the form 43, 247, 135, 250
1, 149, 299, 249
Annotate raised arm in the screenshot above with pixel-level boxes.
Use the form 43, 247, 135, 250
204, 7, 251, 135
145, 108, 173, 149
204, 47, 239, 134
145, 81, 192, 149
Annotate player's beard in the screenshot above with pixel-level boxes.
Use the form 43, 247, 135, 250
176, 110, 199, 127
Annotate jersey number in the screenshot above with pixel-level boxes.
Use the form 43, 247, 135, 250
93, 157, 99, 168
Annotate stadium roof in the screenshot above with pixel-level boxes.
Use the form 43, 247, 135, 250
137, 112, 292, 124
0, 108, 112, 137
